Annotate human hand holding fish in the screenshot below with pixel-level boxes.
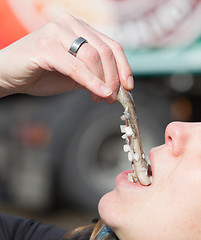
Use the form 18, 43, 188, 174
0, 13, 133, 102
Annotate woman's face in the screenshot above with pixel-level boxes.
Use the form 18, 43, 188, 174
99, 122, 201, 240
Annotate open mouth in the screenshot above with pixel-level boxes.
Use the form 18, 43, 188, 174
127, 163, 152, 183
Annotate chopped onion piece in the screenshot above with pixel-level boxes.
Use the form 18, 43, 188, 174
124, 107, 129, 115
127, 173, 134, 182
120, 115, 126, 121
121, 134, 127, 139
125, 126, 133, 136
128, 152, 133, 162
123, 144, 130, 152
120, 125, 126, 133
120, 113, 130, 121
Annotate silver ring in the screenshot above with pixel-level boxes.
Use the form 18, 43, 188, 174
69, 37, 87, 56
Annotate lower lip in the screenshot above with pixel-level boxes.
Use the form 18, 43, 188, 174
115, 170, 147, 189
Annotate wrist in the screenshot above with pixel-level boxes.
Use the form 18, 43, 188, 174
0, 48, 17, 98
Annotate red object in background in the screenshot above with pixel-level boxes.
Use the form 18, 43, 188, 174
0, 0, 28, 49
17, 123, 52, 147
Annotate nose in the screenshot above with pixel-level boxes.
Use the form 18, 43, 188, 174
165, 122, 190, 157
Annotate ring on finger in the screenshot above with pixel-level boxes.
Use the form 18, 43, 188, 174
69, 37, 88, 56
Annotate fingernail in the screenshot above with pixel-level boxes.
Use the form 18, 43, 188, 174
128, 76, 134, 89
100, 85, 113, 96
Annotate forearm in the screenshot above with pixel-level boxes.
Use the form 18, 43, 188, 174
0, 214, 67, 240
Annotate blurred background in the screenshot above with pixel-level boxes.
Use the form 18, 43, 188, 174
1, 0, 201, 230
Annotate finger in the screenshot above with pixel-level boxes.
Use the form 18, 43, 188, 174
44, 44, 113, 98
81, 37, 119, 101
80, 32, 120, 103
63, 19, 120, 103
53, 16, 104, 102
79, 21, 134, 91
91, 40, 119, 103
76, 41, 103, 102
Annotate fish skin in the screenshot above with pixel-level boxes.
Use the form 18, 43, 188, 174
117, 85, 152, 186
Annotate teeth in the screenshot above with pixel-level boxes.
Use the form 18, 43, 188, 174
123, 144, 131, 152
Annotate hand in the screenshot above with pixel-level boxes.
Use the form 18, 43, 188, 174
0, 13, 133, 103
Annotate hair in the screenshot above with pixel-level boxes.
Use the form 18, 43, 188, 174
62, 219, 118, 240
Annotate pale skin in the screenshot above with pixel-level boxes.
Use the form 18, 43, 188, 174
0, 13, 133, 101
99, 122, 201, 240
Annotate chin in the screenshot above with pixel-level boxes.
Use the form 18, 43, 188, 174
98, 190, 119, 228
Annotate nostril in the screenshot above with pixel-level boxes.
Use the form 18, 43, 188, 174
166, 135, 173, 147
168, 136, 172, 142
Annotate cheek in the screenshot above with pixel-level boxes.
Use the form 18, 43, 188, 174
152, 173, 201, 237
